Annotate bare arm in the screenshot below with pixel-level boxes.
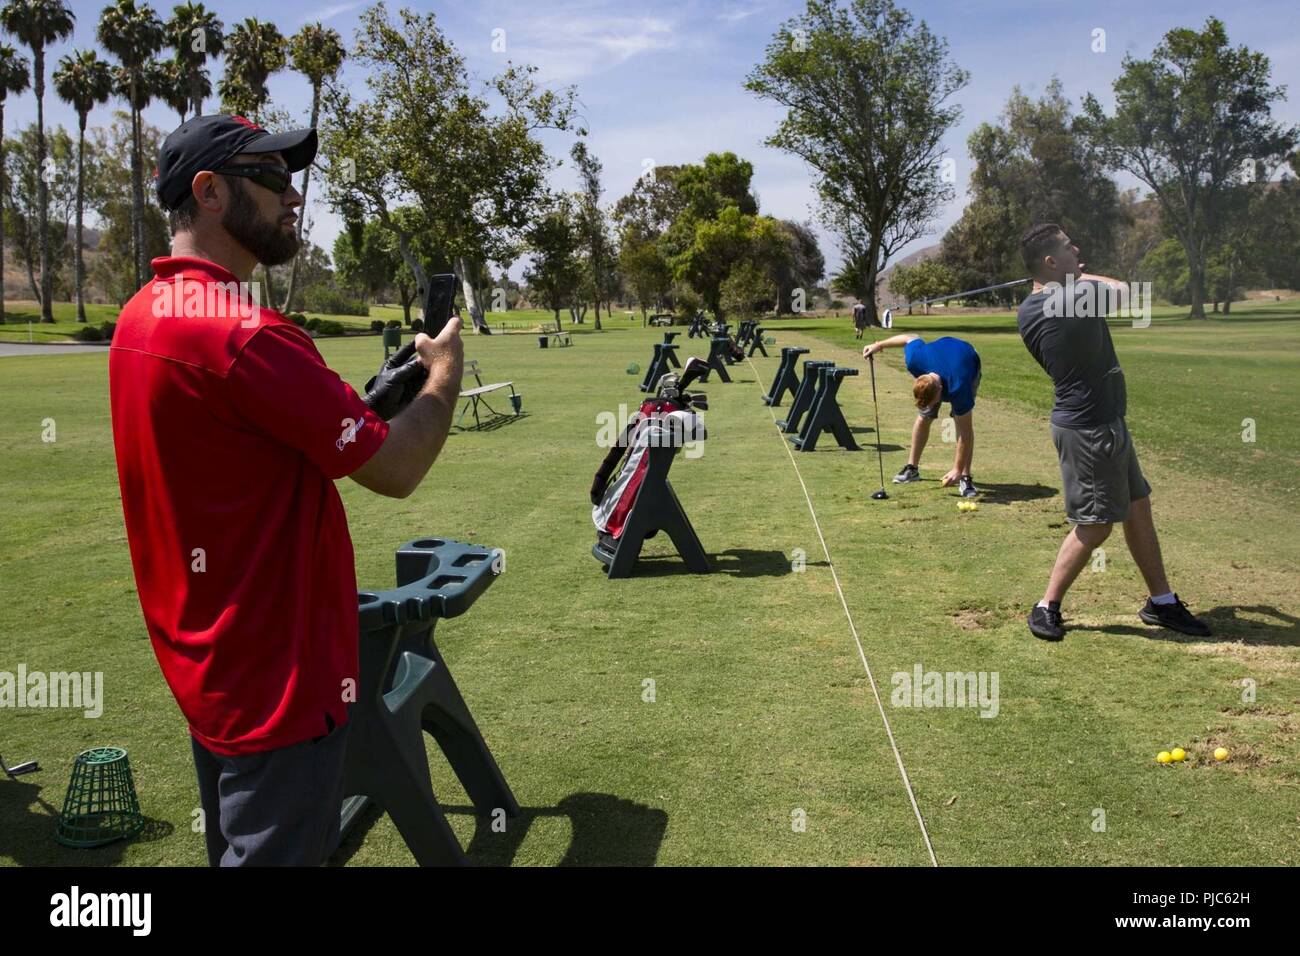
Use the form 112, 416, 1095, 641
349, 318, 464, 499
863, 333, 919, 359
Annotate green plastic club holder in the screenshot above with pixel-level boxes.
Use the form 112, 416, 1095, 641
593, 440, 711, 579
700, 337, 733, 383
56, 747, 144, 848
639, 342, 680, 392
792, 366, 860, 452
778, 359, 834, 432
342, 537, 518, 866
661, 331, 681, 367
764, 347, 809, 406
747, 325, 768, 357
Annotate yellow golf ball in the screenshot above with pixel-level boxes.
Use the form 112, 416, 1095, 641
1156, 751, 1172, 764
1171, 747, 1186, 762
1214, 747, 1229, 761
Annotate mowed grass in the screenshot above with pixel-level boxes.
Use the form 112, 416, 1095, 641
1, 299, 1297, 866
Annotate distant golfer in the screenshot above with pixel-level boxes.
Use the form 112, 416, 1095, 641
109, 115, 464, 866
862, 333, 981, 497
852, 301, 868, 338
1016, 222, 1210, 641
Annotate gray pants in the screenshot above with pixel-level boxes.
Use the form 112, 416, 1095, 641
1051, 417, 1151, 525
191, 716, 350, 867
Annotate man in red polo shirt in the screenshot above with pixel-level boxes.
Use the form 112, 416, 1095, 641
109, 115, 463, 866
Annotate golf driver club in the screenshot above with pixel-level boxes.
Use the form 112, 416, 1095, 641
867, 354, 888, 500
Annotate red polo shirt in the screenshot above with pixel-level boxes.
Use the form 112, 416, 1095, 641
109, 256, 389, 755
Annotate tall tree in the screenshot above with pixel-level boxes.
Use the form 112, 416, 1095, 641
319, 4, 579, 333
746, 0, 968, 326
523, 193, 582, 326
0, 44, 29, 323
773, 219, 824, 313
1, 0, 75, 321
165, 1, 221, 115
53, 49, 113, 322
155, 56, 199, 123
569, 141, 614, 329
1077, 17, 1298, 318
279, 22, 344, 312
218, 18, 285, 123
99, 0, 165, 291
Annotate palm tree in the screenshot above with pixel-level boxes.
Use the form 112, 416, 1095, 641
98, 0, 165, 290
166, 1, 220, 115
219, 18, 285, 124
156, 56, 198, 124
279, 22, 343, 311
1, 0, 75, 323
53, 49, 112, 322
0, 45, 30, 324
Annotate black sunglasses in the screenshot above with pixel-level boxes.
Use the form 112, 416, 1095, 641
216, 162, 293, 194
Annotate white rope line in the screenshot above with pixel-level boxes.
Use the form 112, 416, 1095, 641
744, 351, 939, 867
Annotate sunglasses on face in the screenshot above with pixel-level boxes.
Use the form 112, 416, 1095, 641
216, 163, 293, 195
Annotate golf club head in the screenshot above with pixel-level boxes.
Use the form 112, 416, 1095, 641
871, 488, 889, 500
679, 356, 710, 390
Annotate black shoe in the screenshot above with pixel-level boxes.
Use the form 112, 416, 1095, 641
1028, 605, 1065, 641
958, 474, 978, 498
1139, 595, 1211, 637
893, 463, 920, 484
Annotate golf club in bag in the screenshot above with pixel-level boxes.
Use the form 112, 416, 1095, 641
590, 357, 710, 555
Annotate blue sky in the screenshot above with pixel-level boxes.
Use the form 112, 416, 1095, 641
14, 0, 1300, 277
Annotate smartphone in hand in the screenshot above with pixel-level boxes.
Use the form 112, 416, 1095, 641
422, 273, 459, 338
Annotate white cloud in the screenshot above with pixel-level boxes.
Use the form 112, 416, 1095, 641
309, 1, 366, 24
494, 15, 676, 83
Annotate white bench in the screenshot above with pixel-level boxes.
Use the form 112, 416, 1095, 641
458, 360, 520, 429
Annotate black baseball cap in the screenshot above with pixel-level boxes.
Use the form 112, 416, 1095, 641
155, 114, 318, 211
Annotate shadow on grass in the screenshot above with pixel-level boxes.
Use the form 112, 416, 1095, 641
970, 482, 1058, 504
453, 412, 530, 433
623, 548, 813, 578
1090, 605, 1300, 647
331, 793, 668, 867
0, 776, 175, 866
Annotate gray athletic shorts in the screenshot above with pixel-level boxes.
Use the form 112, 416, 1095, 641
1051, 417, 1151, 525
191, 713, 350, 867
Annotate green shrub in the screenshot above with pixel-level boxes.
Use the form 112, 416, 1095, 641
302, 286, 369, 316
305, 317, 322, 331
410, 318, 424, 333
314, 320, 347, 336
385, 319, 401, 330
287, 312, 307, 327
72, 324, 104, 342
369, 320, 385, 333
100, 321, 116, 341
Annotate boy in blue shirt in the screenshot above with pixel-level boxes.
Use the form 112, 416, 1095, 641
862, 334, 982, 497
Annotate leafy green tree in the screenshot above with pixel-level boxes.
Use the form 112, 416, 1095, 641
747, 0, 968, 326
523, 193, 582, 326
319, 3, 579, 332
719, 260, 772, 321
570, 140, 615, 329
774, 219, 824, 313
3, 124, 75, 302
1077, 17, 1298, 317
618, 229, 672, 321
166, 1, 222, 115
673, 206, 788, 320
218, 17, 285, 123
0, 44, 30, 322
53, 49, 113, 321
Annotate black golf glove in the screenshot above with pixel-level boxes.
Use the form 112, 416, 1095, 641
363, 342, 429, 420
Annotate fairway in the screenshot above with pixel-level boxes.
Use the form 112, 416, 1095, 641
2, 302, 1298, 866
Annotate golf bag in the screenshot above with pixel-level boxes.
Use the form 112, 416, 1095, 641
590, 359, 708, 546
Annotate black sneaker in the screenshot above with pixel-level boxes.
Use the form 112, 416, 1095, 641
958, 475, 978, 498
1028, 605, 1065, 641
1139, 595, 1212, 637
893, 463, 920, 484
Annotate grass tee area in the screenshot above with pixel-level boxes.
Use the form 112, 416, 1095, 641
2, 298, 1297, 866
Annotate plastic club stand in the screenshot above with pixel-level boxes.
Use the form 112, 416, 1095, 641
735, 320, 755, 347
342, 537, 518, 866
764, 347, 809, 406
688, 314, 707, 338
639, 342, 680, 393
662, 331, 682, 368
747, 325, 768, 357
792, 366, 861, 452
593, 443, 711, 579
699, 337, 733, 383
778, 359, 834, 432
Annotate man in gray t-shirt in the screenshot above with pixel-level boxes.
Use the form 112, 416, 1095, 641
1015, 223, 1209, 642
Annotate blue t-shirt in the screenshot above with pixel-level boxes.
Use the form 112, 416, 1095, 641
903, 336, 981, 416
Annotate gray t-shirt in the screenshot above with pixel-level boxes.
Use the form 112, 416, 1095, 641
1016, 280, 1127, 429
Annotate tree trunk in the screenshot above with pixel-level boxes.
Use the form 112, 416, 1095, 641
190, 72, 204, 116
1185, 239, 1206, 319
129, 84, 145, 291
279, 84, 321, 313
75, 116, 87, 322
454, 255, 488, 332
35, 49, 54, 322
